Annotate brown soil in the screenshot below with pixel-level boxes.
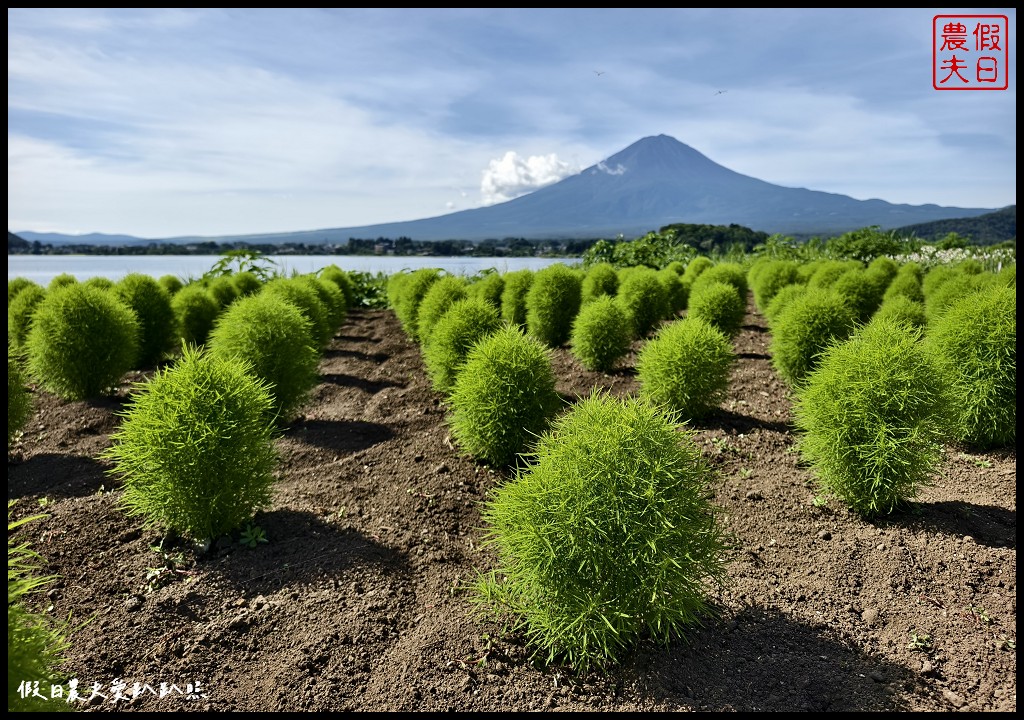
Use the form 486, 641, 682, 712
8, 297, 1016, 712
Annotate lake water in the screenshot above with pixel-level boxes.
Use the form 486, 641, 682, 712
7, 254, 581, 286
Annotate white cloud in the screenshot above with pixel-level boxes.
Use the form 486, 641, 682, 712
597, 161, 626, 176
480, 151, 579, 205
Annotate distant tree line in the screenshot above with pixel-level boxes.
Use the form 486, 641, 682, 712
6, 232, 604, 258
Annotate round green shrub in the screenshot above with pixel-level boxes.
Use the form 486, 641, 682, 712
114, 273, 178, 368
158, 274, 184, 296
665, 260, 685, 276
750, 260, 800, 313
615, 266, 669, 339
416, 275, 469, 347
770, 288, 856, 388
474, 390, 727, 673
25, 283, 140, 400
681, 256, 714, 288
689, 262, 748, 303
205, 275, 239, 309
8, 277, 39, 305
763, 283, 806, 327
796, 259, 823, 284
882, 266, 925, 304
500, 269, 534, 328
636, 317, 736, 421
319, 264, 357, 309
469, 271, 505, 313
658, 267, 688, 314
231, 270, 264, 298
8, 506, 71, 712
830, 268, 885, 323
807, 260, 860, 290
303, 275, 347, 336
101, 344, 279, 542
208, 292, 321, 424
924, 272, 981, 325
581, 262, 619, 304
422, 298, 502, 395
263, 277, 331, 347
926, 284, 1015, 450
8, 352, 33, 447
171, 283, 221, 348
83, 276, 115, 292
686, 279, 745, 338
922, 265, 958, 298
872, 295, 926, 332
8, 284, 47, 354
526, 263, 582, 347
47, 273, 78, 291
794, 317, 956, 517
392, 267, 442, 341
569, 295, 632, 372
447, 325, 562, 467
385, 270, 410, 309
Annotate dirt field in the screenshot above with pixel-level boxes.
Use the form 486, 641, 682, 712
7, 296, 1016, 712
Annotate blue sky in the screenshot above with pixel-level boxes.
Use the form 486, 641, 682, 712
8, 8, 1017, 239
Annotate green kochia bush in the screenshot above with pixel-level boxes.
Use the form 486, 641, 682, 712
473, 391, 727, 673
171, 283, 221, 348
8, 352, 33, 447
422, 298, 503, 395
102, 345, 279, 543
657, 267, 688, 314
416, 275, 469, 347
468, 271, 505, 313
615, 266, 669, 339
794, 317, 956, 517
319, 264, 358, 310
872, 295, 926, 332
770, 288, 856, 388
263, 277, 332, 348
500, 269, 534, 328
750, 259, 800, 313
207, 292, 321, 424
114, 273, 178, 368
686, 279, 745, 338
158, 274, 184, 296
526, 263, 582, 347
25, 283, 140, 401
392, 268, 442, 341
636, 318, 735, 421
8, 277, 39, 305
926, 284, 1016, 450
581, 262, 618, 304
448, 325, 562, 467
763, 283, 805, 327
689, 262, 748, 304
8, 505, 71, 713
569, 295, 631, 372
230, 270, 264, 299
7, 284, 47, 354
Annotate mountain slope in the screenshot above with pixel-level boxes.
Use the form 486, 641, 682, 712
14, 135, 999, 245
892, 204, 1015, 244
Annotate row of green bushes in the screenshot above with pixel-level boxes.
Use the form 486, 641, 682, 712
8, 262, 370, 710
7, 250, 1016, 684
381, 253, 1015, 672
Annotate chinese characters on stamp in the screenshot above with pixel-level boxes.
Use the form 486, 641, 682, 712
934, 15, 1009, 90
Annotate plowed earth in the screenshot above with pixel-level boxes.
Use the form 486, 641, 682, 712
7, 296, 1016, 712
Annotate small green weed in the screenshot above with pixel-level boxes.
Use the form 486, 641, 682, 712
907, 629, 933, 651
240, 524, 268, 548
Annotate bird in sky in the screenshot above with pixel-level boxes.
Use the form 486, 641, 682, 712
714, 89, 727, 95
594, 70, 605, 76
